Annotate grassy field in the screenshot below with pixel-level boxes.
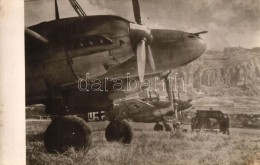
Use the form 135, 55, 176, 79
26, 120, 260, 165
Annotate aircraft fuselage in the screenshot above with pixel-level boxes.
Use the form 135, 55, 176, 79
25, 15, 206, 114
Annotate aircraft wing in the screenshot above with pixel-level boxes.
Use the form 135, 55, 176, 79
116, 98, 155, 115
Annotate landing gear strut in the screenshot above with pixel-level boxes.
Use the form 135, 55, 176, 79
44, 115, 92, 153
161, 71, 179, 130
105, 120, 133, 144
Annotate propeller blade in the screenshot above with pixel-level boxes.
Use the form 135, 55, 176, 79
132, 0, 142, 24
146, 45, 155, 71
55, 0, 60, 20
137, 39, 146, 82
25, 28, 48, 44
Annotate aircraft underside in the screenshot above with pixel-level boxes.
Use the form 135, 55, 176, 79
39, 71, 191, 153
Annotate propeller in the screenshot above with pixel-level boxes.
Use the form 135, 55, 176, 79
137, 39, 146, 82
132, 0, 156, 82
55, 0, 60, 20
25, 28, 48, 44
146, 45, 156, 71
132, 0, 142, 24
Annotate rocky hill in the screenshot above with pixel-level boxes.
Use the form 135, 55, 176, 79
176, 47, 260, 98
168, 47, 260, 114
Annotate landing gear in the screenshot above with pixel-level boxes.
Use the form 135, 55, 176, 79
163, 123, 172, 132
162, 117, 172, 132
172, 120, 181, 131
105, 120, 133, 144
220, 128, 230, 135
161, 71, 181, 132
154, 122, 172, 131
44, 115, 92, 153
154, 123, 163, 131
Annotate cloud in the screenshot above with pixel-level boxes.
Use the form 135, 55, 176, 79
25, 0, 116, 25
25, 0, 260, 48
139, 0, 260, 48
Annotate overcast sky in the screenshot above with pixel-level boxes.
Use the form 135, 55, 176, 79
25, 0, 260, 49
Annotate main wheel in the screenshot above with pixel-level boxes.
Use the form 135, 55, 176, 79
154, 123, 164, 131
44, 115, 92, 153
105, 120, 133, 144
164, 123, 172, 132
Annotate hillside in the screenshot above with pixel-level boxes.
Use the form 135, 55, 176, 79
177, 47, 260, 97
171, 47, 260, 114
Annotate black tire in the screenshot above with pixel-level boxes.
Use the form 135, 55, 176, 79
105, 120, 133, 144
221, 129, 230, 135
105, 120, 123, 142
164, 123, 172, 132
121, 120, 134, 143
44, 115, 92, 153
154, 123, 164, 131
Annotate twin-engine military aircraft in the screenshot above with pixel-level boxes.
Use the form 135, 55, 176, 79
79, 89, 192, 132
113, 90, 193, 131
25, 0, 207, 153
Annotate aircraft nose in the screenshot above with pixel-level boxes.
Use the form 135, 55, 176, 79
196, 37, 206, 57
